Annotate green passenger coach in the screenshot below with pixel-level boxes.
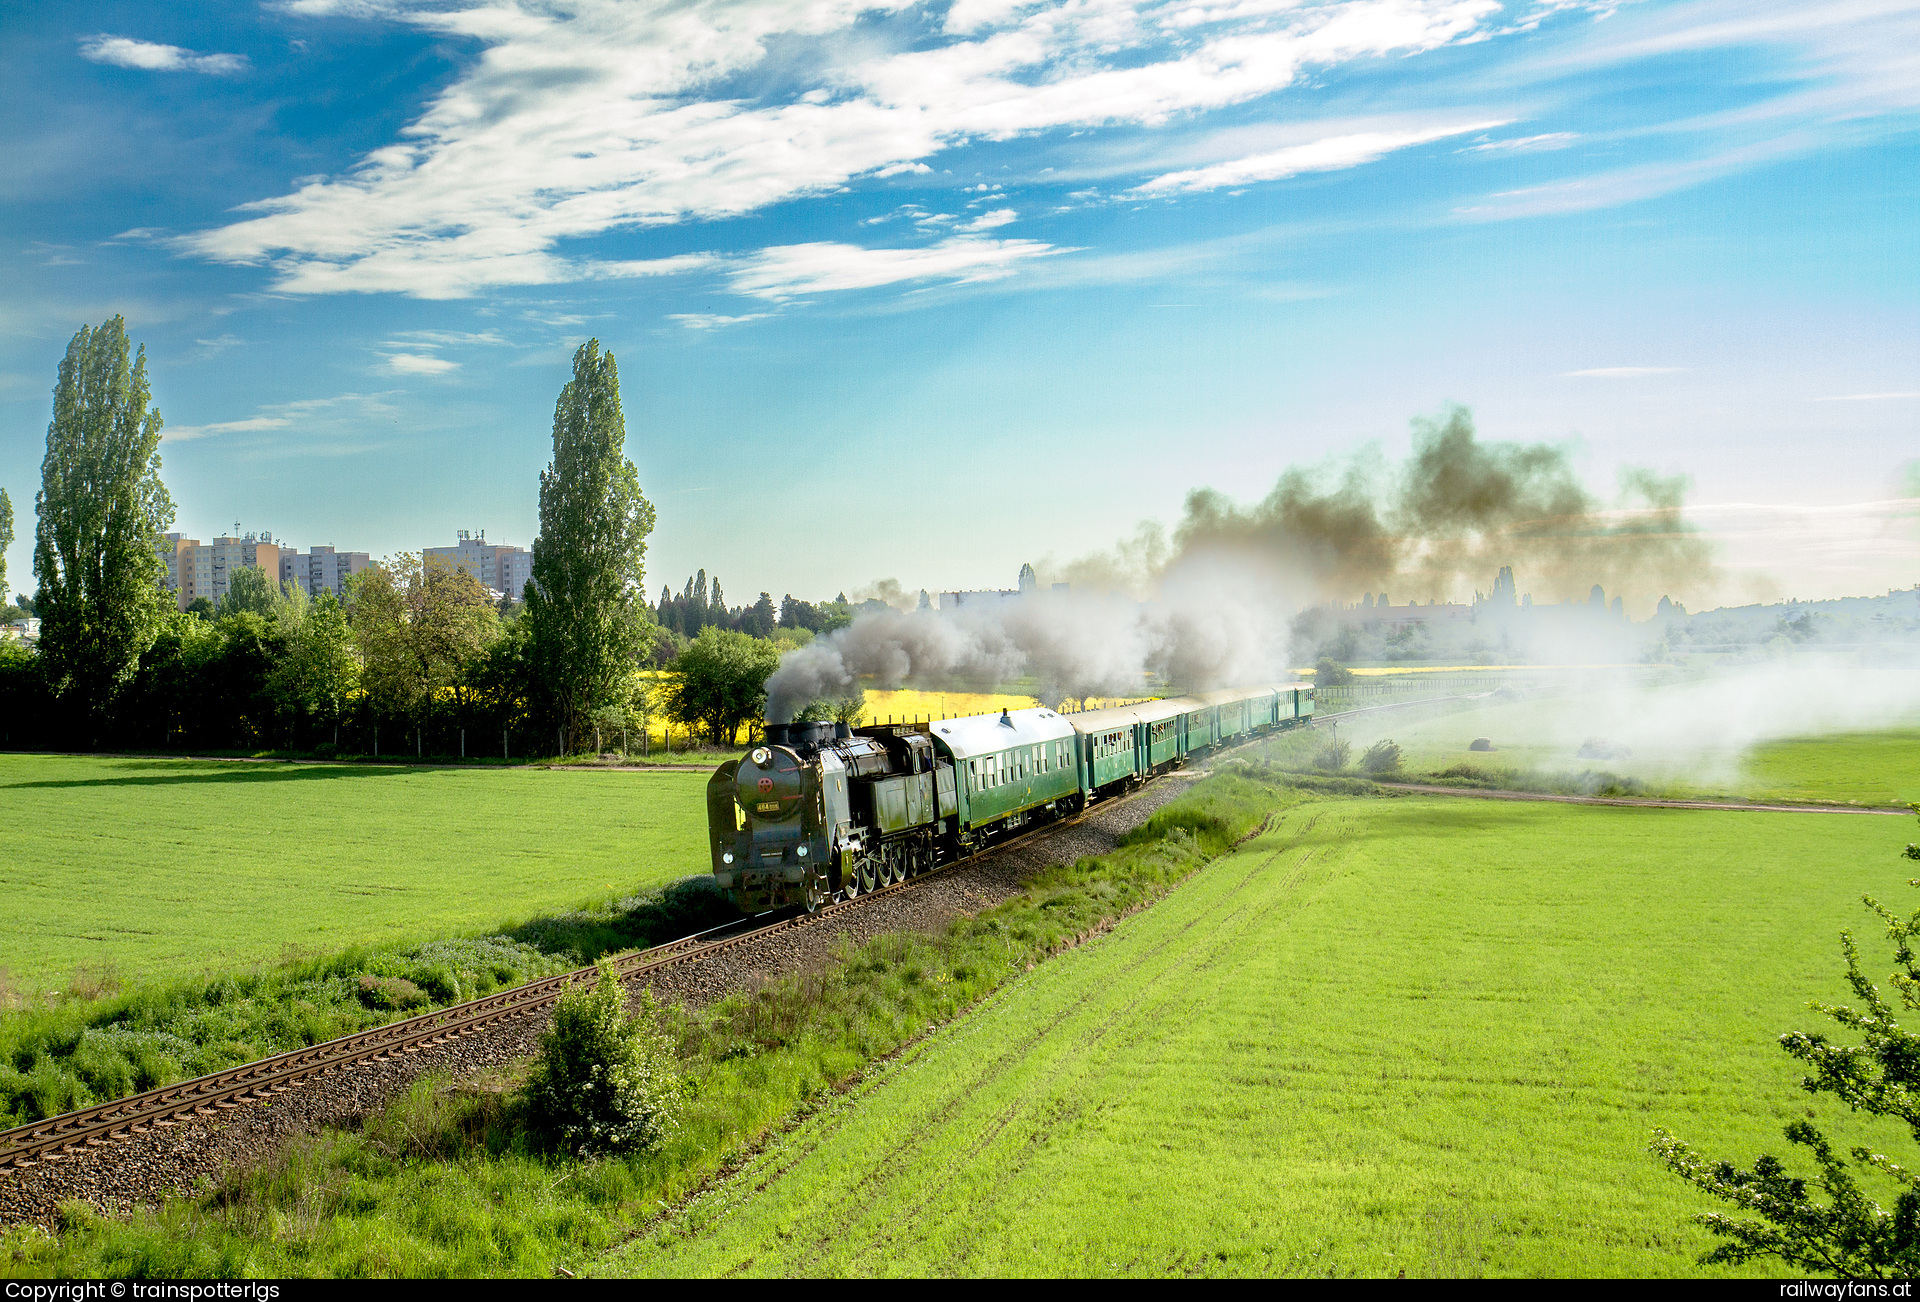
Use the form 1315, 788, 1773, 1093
928, 707, 1082, 847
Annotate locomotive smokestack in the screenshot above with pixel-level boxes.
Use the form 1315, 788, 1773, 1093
764, 721, 791, 747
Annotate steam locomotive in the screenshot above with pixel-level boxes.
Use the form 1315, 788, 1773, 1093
707, 683, 1314, 911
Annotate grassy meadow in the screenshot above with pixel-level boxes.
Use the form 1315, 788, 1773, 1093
610, 795, 1910, 1278
0, 755, 710, 993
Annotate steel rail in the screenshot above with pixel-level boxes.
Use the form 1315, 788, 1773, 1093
0, 746, 1222, 1172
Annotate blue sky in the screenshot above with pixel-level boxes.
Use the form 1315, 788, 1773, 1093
1, 0, 1915, 613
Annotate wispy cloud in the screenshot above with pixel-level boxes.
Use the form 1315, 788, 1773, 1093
727, 236, 1068, 300
385, 329, 511, 347
384, 353, 459, 375
161, 392, 400, 445
1563, 366, 1688, 377
1813, 391, 1920, 401
668, 313, 773, 329
1463, 131, 1579, 152
163, 414, 291, 442
175, 0, 1503, 297
194, 334, 246, 358
1133, 121, 1509, 195
960, 208, 1020, 231
80, 35, 249, 75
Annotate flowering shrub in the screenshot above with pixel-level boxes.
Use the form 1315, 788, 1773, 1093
522, 964, 681, 1157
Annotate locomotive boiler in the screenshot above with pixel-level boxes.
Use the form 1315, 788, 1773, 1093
708, 684, 1316, 913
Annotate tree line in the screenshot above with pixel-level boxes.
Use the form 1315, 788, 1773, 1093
649, 571, 864, 659
0, 317, 841, 757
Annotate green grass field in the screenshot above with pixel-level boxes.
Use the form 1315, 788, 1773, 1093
0, 755, 710, 992
608, 796, 1911, 1277
1317, 692, 1920, 807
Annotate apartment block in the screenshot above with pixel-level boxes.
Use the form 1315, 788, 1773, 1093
157, 531, 287, 611
280, 545, 373, 600
423, 530, 533, 601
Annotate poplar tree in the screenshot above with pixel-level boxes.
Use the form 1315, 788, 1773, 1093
34, 317, 175, 729
0, 488, 13, 605
525, 340, 655, 749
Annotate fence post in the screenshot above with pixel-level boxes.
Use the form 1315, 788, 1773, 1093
374, 725, 379, 758
461, 729, 466, 759
503, 728, 508, 761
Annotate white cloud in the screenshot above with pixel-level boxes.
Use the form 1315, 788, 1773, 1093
161, 392, 401, 446
1563, 366, 1688, 377
176, 0, 1504, 297
385, 329, 511, 346
961, 207, 1019, 230
1464, 131, 1579, 152
668, 313, 773, 329
728, 236, 1067, 299
163, 415, 292, 442
1812, 391, 1920, 401
80, 35, 249, 75
385, 353, 460, 374
1133, 120, 1508, 194
194, 334, 246, 357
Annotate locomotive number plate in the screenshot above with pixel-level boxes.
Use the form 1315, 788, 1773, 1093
757, 801, 780, 813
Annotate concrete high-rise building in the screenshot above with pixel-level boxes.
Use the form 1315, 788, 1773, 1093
157, 529, 286, 611
423, 530, 533, 601
280, 546, 372, 600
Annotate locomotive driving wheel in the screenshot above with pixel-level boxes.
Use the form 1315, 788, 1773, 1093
855, 854, 880, 894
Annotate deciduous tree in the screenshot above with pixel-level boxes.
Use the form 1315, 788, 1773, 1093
33, 317, 175, 730
272, 588, 359, 735
216, 565, 277, 619
525, 341, 656, 749
350, 554, 499, 727
664, 627, 779, 745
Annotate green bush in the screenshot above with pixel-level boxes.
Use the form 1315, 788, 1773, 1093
522, 966, 681, 1158
1313, 657, 1354, 686
1360, 739, 1403, 776
1315, 737, 1352, 772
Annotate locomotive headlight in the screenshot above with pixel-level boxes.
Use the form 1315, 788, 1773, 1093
751, 747, 771, 766
722, 852, 734, 864
796, 845, 808, 858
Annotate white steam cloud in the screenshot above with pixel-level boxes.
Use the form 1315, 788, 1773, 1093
764, 553, 1309, 722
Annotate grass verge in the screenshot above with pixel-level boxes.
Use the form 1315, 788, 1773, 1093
0, 877, 737, 1128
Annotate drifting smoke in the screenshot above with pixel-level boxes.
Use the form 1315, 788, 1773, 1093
1329, 651, 1920, 790
1168, 404, 1714, 608
765, 405, 1718, 722
764, 589, 1188, 722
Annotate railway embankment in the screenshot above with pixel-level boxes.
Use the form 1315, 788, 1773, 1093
0, 767, 1241, 1250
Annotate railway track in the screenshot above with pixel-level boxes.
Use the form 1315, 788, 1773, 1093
0, 759, 1217, 1174
4, 697, 1462, 1177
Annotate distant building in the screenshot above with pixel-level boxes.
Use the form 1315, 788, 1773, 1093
158, 528, 287, 611
940, 562, 1060, 611
939, 588, 1018, 610
280, 545, 373, 600
423, 530, 533, 601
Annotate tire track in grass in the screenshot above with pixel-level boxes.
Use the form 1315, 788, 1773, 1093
622, 804, 1346, 1276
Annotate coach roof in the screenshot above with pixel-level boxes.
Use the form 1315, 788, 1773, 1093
929, 706, 1077, 761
